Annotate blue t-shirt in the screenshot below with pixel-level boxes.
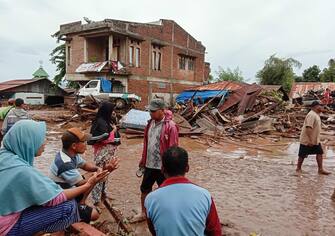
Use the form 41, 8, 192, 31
145, 179, 212, 236
49, 150, 86, 187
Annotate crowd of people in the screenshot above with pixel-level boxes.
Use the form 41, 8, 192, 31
0, 98, 221, 236
1, 96, 335, 236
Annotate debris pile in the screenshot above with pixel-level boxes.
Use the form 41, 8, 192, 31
174, 83, 313, 140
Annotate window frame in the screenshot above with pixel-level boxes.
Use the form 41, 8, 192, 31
152, 45, 162, 71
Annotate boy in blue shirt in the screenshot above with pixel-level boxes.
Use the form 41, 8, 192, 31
50, 127, 119, 222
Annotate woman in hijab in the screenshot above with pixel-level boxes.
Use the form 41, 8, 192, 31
0, 120, 109, 235
90, 102, 120, 207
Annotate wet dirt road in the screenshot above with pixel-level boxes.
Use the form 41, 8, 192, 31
33, 110, 335, 236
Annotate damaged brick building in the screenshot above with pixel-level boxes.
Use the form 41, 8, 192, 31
58, 19, 210, 107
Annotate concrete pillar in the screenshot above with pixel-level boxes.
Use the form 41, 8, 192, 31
84, 38, 87, 63
108, 35, 113, 61
148, 81, 152, 104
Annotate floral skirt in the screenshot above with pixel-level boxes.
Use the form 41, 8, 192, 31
91, 144, 117, 205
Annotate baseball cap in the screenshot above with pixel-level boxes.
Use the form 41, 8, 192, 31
67, 127, 92, 142
311, 101, 322, 107
148, 99, 166, 111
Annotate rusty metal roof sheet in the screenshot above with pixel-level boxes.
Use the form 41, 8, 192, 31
290, 82, 335, 98
75, 61, 108, 73
260, 85, 282, 92
0, 79, 37, 91
219, 83, 263, 114
185, 81, 245, 91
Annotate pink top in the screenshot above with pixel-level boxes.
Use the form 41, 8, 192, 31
0, 192, 67, 236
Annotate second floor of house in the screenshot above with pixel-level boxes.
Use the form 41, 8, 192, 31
59, 19, 210, 83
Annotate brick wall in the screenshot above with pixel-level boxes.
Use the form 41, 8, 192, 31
67, 35, 85, 74
63, 19, 209, 107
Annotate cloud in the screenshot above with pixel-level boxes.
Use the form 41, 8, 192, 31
0, 0, 334, 82
287, 49, 334, 58
15, 46, 39, 56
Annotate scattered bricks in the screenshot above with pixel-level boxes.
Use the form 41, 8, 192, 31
71, 222, 106, 236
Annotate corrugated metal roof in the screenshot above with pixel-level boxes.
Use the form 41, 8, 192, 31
75, 61, 108, 73
0, 79, 37, 91
290, 82, 335, 98
185, 81, 245, 91
219, 83, 263, 114
260, 85, 282, 92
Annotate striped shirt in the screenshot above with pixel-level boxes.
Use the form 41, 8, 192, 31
0, 192, 67, 235
49, 151, 86, 187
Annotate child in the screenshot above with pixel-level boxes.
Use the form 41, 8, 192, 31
49, 127, 119, 222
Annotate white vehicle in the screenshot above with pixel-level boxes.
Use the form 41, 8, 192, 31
78, 79, 141, 109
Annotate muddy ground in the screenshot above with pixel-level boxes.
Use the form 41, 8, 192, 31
32, 109, 335, 236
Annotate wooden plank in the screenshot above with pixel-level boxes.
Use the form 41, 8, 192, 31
196, 118, 216, 131
125, 128, 145, 134
241, 103, 277, 123
126, 134, 144, 139
179, 131, 203, 136
188, 92, 224, 123
71, 222, 106, 236
81, 107, 98, 113
103, 199, 134, 234
173, 113, 192, 129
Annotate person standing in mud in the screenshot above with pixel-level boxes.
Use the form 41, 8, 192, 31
131, 99, 179, 223
89, 102, 121, 208
296, 101, 330, 175
2, 98, 30, 135
0, 98, 15, 144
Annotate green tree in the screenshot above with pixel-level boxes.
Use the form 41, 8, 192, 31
302, 65, 321, 82
294, 75, 303, 82
208, 74, 214, 82
214, 66, 244, 82
320, 59, 335, 82
50, 33, 78, 88
50, 43, 66, 86
256, 55, 301, 92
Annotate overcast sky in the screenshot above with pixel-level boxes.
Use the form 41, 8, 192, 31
0, 0, 334, 82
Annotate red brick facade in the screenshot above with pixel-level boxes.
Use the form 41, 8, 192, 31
59, 19, 210, 107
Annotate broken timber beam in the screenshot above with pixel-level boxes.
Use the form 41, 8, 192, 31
103, 199, 134, 234
241, 103, 278, 123
188, 90, 226, 123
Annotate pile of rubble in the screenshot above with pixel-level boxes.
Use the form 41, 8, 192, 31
174, 83, 318, 140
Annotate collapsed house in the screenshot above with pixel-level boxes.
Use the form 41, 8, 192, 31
170, 81, 309, 140
290, 82, 335, 105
